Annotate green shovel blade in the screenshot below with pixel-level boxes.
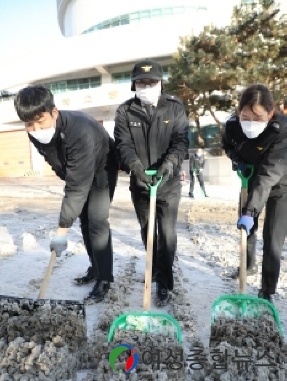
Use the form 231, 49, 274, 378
211, 294, 283, 336
108, 311, 182, 343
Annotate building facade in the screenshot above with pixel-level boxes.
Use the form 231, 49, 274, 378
0, 0, 284, 177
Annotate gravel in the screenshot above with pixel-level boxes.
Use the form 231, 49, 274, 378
0, 177, 287, 380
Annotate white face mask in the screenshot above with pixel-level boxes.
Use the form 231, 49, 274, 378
240, 120, 267, 139
135, 82, 161, 105
29, 126, 55, 144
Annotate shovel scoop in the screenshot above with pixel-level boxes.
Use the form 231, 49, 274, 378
108, 170, 182, 343
211, 166, 283, 337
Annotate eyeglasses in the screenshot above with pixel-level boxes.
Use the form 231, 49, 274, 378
135, 79, 159, 88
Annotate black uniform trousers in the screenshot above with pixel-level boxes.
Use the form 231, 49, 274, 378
244, 219, 258, 270
240, 181, 258, 270
79, 167, 117, 282
131, 189, 181, 291
189, 170, 206, 195
261, 192, 287, 294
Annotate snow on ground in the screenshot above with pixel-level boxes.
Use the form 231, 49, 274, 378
0, 174, 287, 380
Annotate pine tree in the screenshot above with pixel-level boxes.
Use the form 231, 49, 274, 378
166, 0, 287, 149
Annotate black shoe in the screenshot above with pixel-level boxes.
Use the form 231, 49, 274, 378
156, 282, 169, 306
189, 192, 194, 198
74, 266, 95, 285
85, 280, 110, 302
258, 290, 273, 304
228, 266, 257, 279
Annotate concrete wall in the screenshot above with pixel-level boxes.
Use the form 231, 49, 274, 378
204, 155, 239, 186
181, 154, 240, 187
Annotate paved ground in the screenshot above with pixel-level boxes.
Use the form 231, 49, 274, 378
0, 173, 286, 380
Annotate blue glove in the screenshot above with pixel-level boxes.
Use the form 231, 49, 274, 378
237, 215, 254, 235
232, 160, 247, 172
50, 235, 68, 257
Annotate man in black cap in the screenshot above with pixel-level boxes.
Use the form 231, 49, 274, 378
114, 58, 189, 306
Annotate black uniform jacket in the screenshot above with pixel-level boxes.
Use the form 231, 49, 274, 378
114, 94, 189, 195
189, 153, 205, 174
222, 113, 287, 216
29, 110, 117, 228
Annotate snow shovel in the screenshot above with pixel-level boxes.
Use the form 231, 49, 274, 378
211, 165, 283, 336
108, 170, 182, 343
0, 250, 86, 344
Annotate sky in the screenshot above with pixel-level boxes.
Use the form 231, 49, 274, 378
0, 0, 62, 61
0, 0, 237, 62
0, 0, 286, 63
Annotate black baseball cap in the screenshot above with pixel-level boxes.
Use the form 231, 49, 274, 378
131, 59, 163, 91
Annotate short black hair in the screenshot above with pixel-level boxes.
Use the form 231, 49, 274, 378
14, 85, 55, 122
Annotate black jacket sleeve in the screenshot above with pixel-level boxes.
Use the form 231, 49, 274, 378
165, 101, 189, 166
114, 104, 141, 172
243, 133, 287, 216
59, 132, 98, 227
222, 115, 242, 161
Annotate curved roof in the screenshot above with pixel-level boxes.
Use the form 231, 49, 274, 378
57, 0, 210, 36
0, 4, 208, 90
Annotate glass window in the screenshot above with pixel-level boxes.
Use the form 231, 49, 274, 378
112, 72, 131, 84
102, 20, 111, 29
140, 10, 151, 19
45, 81, 66, 94
77, 78, 89, 90
58, 82, 66, 92
151, 8, 162, 17
130, 12, 140, 21
67, 80, 78, 91
120, 14, 129, 25
111, 18, 120, 27
81, 6, 206, 34
121, 18, 129, 25
90, 77, 102, 88
44, 77, 102, 93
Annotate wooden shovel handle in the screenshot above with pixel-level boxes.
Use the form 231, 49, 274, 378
239, 188, 248, 294
38, 250, 57, 298
143, 194, 156, 310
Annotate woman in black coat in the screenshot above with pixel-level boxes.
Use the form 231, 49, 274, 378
222, 83, 287, 303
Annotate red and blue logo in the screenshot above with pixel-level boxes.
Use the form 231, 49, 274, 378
109, 343, 139, 373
